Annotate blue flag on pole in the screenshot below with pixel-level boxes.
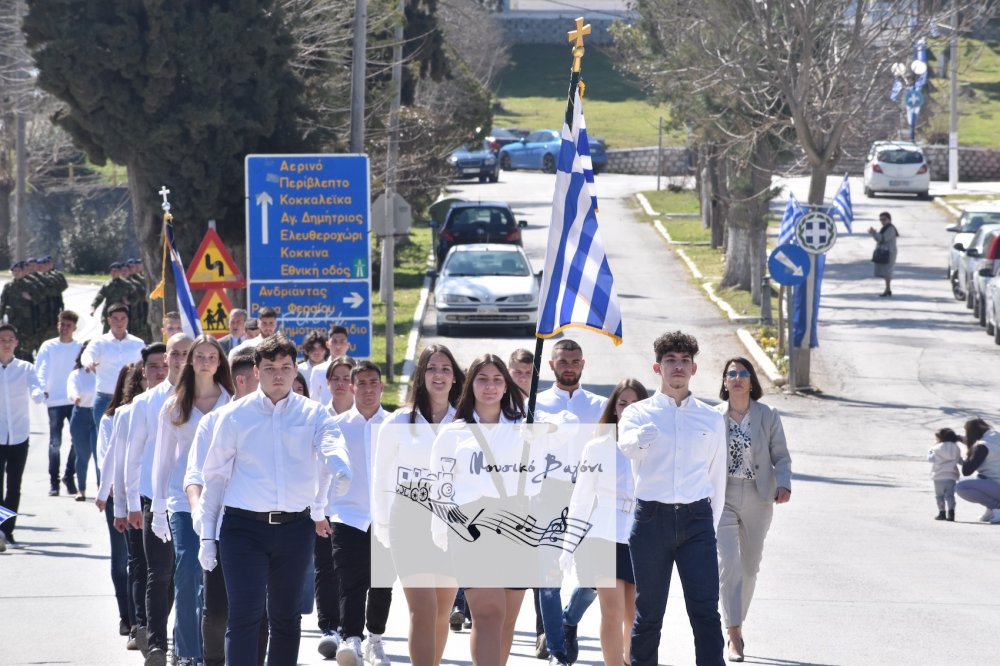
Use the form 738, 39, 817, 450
890, 79, 903, 101
166, 219, 202, 338
777, 193, 805, 246
0, 504, 15, 525
831, 174, 854, 233
536, 87, 622, 344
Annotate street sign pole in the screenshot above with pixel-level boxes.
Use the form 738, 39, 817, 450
787, 285, 795, 391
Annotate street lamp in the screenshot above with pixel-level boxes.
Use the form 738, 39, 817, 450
893, 57, 927, 142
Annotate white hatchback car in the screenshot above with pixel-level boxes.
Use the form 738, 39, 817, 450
863, 141, 931, 199
432, 244, 540, 337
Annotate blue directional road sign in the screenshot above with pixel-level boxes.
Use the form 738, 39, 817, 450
768, 243, 811, 287
246, 154, 371, 357
904, 87, 924, 109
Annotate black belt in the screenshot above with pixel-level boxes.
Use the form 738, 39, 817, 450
224, 506, 310, 525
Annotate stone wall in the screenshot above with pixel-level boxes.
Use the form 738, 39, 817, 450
922, 145, 1000, 182
605, 146, 693, 176
497, 13, 626, 45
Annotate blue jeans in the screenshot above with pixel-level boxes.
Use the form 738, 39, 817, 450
70, 406, 97, 492
220, 512, 314, 666
92, 392, 113, 433
47, 405, 75, 488
539, 587, 566, 656
171, 511, 204, 659
629, 498, 724, 666
105, 498, 132, 625
563, 586, 597, 626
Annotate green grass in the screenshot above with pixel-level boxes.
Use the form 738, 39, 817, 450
924, 36, 1000, 148
370, 224, 432, 410
493, 45, 682, 149
641, 189, 701, 216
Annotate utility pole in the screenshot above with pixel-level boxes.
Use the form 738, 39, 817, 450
349, 0, 366, 153
948, 5, 959, 190
381, 0, 403, 383
14, 113, 26, 261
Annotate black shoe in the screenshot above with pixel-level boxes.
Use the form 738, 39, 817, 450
947, 510, 955, 522
144, 647, 167, 666
563, 624, 579, 664
935, 511, 946, 520
450, 606, 465, 632
535, 633, 549, 659
48, 485, 59, 496
879, 290, 892, 297
75, 493, 87, 502
63, 476, 78, 496
119, 619, 131, 636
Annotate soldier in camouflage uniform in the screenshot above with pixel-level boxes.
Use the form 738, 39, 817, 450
1, 262, 40, 361
26, 257, 58, 341
42, 256, 68, 338
125, 258, 151, 342
90, 262, 134, 334
21, 258, 49, 354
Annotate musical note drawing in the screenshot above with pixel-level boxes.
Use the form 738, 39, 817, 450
543, 507, 570, 543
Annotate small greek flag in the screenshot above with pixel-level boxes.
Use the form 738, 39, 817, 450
166, 220, 202, 338
831, 174, 854, 233
536, 87, 622, 344
0, 504, 16, 525
777, 192, 805, 246
890, 80, 903, 102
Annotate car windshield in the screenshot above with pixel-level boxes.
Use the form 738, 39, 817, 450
458, 141, 488, 152
876, 149, 924, 165
444, 252, 530, 277
447, 207, 514, 231
959, 213, 1000, 233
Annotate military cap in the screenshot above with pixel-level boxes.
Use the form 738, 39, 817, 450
26, 257, 37, 264
42, 255, 53, 262
11, 261, 25, 269
110, 261, 123, 269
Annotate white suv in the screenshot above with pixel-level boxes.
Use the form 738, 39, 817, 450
863, 141, 931, 199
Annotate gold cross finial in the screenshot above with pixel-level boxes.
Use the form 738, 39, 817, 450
567, 17, 591, 73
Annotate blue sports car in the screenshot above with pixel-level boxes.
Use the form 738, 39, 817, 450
447, 139, 500, 183
498, 129, 608, 174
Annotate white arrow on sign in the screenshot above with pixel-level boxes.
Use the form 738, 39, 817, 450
774, 250, 804, 277
256, 191, 273, 245
343, 292, 364, 309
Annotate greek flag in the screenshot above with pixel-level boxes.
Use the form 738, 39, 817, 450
831, 174, 854, 233
0, 505, 15, 525
166, 219, 202, 338
536, 88, 622, 344
777, 192, 805, 246
890, 79, 903, 101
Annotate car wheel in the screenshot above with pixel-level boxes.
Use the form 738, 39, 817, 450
966, 288, 974, 309
864, 186, 874, 198
987, 311, 996, 336
543, 153, 556, 173
979, 298, 987, 327
437, 323, 450, 336
973, 294, 981, 318
951, 276, 964, 301
478, 175, 487, 183
500, 153, 513, 171
919, 191, 931, 200
995, 318, 1000, 345
488, 168, 499, 183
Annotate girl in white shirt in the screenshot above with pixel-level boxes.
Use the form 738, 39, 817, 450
373, 344, 464, 666
564, 378, 647, 666
68, 342, 98, 500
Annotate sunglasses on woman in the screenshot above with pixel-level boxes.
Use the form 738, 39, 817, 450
726, 370, 750, 378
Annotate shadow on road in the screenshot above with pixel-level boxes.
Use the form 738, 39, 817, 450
794, 473, 895, 489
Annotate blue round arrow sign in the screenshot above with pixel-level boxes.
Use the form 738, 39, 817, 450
768, 243, 811, 286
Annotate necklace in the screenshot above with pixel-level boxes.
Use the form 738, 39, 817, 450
729, 404, 749, 418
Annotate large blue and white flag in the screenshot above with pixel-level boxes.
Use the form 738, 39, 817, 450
166, 219, 202, 338
777, 192, 805, 246
831, 174, 854, 233
536, 88, 622, 344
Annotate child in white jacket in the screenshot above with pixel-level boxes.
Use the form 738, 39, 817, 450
928, 427, 962, 521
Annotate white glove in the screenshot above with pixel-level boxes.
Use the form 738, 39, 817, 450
636, 423, 658, 450
151, 511, 172, 543
199, 540, 218, 571
191, 505, 203, 538
432, 529, 448, 552
374, 522, 390, 549
334, 469, 352, 496
558, 551, 574, 572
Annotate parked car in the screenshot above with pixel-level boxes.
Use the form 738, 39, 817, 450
431, 244, 540, 336
486, 127, 530, 153
434, 201, 526, 267
498, 128, 608, 174
946, 204, 1000, 293
954, 223, 1000, 310
862, 141, 930, 199
984, 265, 1000, 344
970, 231, 1000, 325
447, 140, 499, 183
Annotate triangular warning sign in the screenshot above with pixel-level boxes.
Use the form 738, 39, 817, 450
196, 289, 236, 338
187, 228, 245, 288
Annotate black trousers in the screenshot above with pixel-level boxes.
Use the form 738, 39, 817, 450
314, 521, 342, 632
0, 441, 28, 537
126, 521, 148, 627
143, 502, 175, 651
330, 523, 392, 638
203, 548, 268, 666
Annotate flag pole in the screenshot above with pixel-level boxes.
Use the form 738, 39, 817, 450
526, 18, 590, 425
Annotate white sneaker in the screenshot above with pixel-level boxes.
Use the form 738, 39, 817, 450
318, 629, 342, 659
991, 508, 1000, 524
980, 508, 994, 522
336, 636, 362, 666
362, 634, 390, 666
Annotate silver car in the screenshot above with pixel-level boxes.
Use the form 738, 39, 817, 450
955, 224, 1000, 311
432, 244, 540, 337
947, 204, 1000, 298
985, 266, 1000, 344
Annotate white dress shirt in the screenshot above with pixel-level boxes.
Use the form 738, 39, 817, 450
183, 407, 227, 492
567, 432, 635, 544
67, 368, 97, 409
35, 338, 83, 407
151, 389, 231, 514
0, 359, 44, 445
95, 413, 115, 503
325, 405, 389, 529
535, 385, 607, 425
371, 406, 456, 529
109, 405, 136, 516
618, 391, 727, 529
124, 381, 174, 512
310, 360, 332, 406
81, 332, 145, 395
199, 389, 351, 540
227, 336, 263, 362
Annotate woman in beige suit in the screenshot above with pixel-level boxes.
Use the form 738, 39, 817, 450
714, 357, 792, 662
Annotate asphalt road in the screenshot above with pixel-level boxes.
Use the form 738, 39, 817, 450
1, 172, 999, 664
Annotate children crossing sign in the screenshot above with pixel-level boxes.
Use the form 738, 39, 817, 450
196, 289, 235, 338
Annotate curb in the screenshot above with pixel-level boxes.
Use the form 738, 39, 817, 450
636, 192, 658, 217
395, 252, 434, 406
933, 197, 961, 219
736, 327, 785, 386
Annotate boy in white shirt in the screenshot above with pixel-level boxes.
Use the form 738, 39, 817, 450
36, 310, 83, 496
